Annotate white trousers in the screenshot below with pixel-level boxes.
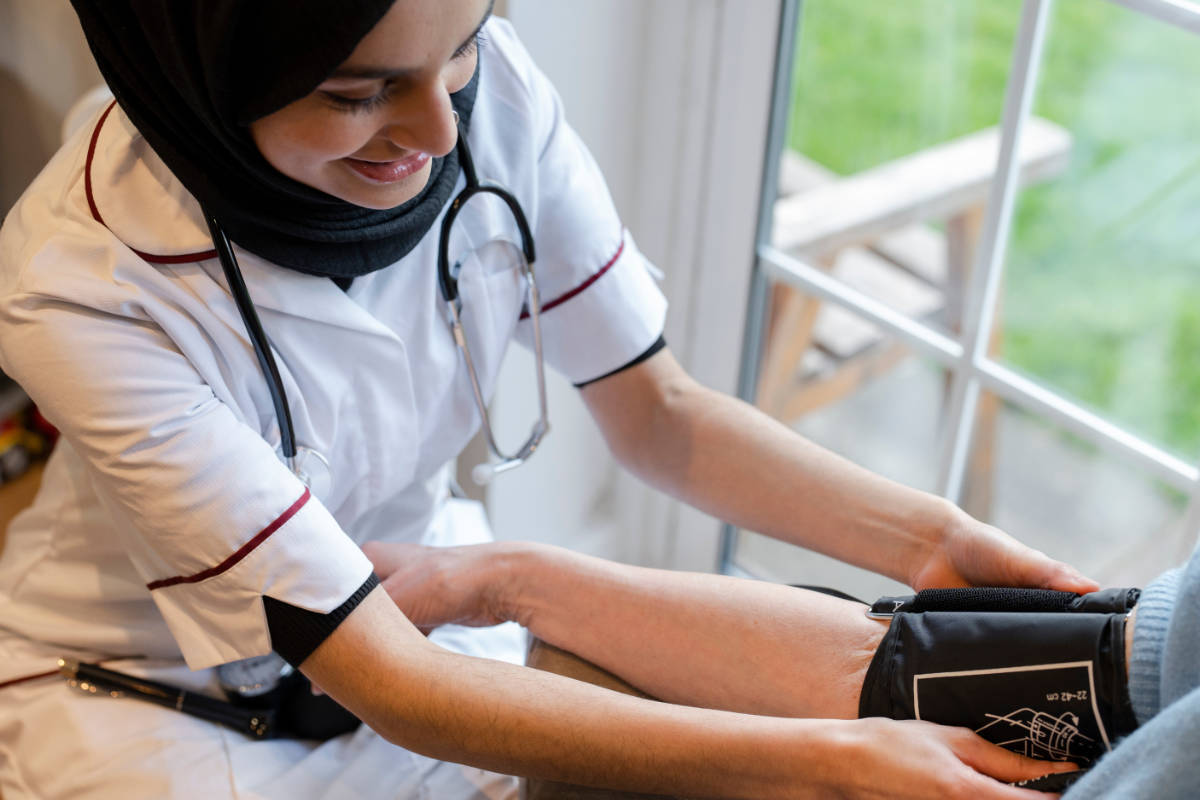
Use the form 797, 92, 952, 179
0, 622, 527, 800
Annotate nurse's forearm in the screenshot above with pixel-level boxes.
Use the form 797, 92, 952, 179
301, 587, 846, 798
583, 356, 952, 584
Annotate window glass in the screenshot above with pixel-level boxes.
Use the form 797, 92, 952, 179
731, 0, 1200, 582
740, 308, 947, 599
773, 1, 1024, 345
998, 0, 1200, 462
959, 393, 1192, 586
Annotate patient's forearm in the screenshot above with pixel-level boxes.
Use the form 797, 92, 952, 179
303, 587, 856, 798
508, 545, 1141, 721
509, 546, 886, 719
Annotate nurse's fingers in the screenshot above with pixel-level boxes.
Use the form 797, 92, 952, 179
360, 540, 430, 577
945, 725, 1079, 788
844, 719, 1069, 799
360, 540, 518, 629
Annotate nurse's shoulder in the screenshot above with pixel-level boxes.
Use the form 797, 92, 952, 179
0, 99, 223, 420
0, 99, 207, 309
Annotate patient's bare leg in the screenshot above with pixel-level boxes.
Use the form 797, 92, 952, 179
512, 547, 888, 720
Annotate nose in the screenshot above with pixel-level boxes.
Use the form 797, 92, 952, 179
381, 83, 459, 158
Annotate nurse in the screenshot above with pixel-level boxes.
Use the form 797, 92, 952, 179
0, 0, 1091, 797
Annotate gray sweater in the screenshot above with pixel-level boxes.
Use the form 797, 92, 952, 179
1065, 547, 1200, 798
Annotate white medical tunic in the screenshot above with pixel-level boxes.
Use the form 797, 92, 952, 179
0, 19, 666, 799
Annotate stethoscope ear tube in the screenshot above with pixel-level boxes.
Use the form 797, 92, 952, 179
437, 126, 548, 484
437, 123, 537, 308
204, 211, 298, 468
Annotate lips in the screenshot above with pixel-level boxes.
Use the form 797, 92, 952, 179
343, 151, 431, 184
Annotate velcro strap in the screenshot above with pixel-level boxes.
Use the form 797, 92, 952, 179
870, 587, 1140, 618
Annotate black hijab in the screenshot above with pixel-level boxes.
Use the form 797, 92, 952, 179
70, 1, 480, 278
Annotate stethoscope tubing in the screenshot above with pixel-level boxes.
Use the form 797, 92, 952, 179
204, 211, 298, 470
436, 122, 536, 306
204, 125, 546, 487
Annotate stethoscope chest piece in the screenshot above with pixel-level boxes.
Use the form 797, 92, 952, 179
278, 446, 332, 500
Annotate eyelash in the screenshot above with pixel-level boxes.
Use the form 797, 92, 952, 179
323, 33, 488, 115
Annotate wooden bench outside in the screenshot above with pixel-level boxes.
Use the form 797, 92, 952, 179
759, 117, 1072, 517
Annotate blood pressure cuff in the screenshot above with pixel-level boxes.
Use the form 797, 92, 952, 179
858, 587, 1140, 766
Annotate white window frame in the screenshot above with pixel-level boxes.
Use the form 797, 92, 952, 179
722, 0, 1200, 573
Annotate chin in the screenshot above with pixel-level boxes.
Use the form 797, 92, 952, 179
322, 181, 416, 210
350, 191, 418, 210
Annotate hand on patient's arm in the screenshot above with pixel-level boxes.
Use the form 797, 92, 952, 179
361, 539, 521, 632
301, 584, 1070, 799
581, 349, 1097, 594
905, 511, 1098, 593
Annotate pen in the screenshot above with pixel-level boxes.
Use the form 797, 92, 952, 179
58, 657, 275, 739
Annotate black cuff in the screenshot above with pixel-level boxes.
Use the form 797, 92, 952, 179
574, 335, 667, 388
263, 573, 380, 667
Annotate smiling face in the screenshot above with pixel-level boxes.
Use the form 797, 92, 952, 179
249, 0, 493, 210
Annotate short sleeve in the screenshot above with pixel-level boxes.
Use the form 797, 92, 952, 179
0, 283, 373, 670
492, 21, 668, 386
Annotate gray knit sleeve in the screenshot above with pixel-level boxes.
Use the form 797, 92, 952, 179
1065, 555, 1200, 799
1128, 566, 1182, 724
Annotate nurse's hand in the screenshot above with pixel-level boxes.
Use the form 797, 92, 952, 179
832, 718, 1076, 799
907, 506, 1098, 594
361, 540, 527, 633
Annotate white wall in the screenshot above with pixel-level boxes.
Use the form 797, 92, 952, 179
484, 1, 651, 560
0, 0, 101, 214
492, 2, 781, 570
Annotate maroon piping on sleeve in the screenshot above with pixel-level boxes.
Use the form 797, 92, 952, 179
0, 656, 147, 691
146, 488, 311, 590
520, 234, 626, 320
0, 669, 61, 690
85, 101, 219, 265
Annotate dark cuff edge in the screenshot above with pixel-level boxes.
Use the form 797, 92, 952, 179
574, 334, 667, 389
264, 572, 381, 668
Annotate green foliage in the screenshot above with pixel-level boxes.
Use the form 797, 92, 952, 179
1168, 296, 1200, 455
788, 0, 1200, 459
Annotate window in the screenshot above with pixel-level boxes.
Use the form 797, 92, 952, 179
725, 0, 1200, 597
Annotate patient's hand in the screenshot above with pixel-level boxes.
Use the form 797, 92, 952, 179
361, 540, 530, 633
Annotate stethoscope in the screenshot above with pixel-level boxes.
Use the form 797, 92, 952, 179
203, 117, 549, 490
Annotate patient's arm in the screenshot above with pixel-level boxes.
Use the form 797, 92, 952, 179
347, 542, 1084, 797
510, 547, 1142, 723
366, 540, 1138, 725
506, 544, 886, 719
366, 539, 886, 718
